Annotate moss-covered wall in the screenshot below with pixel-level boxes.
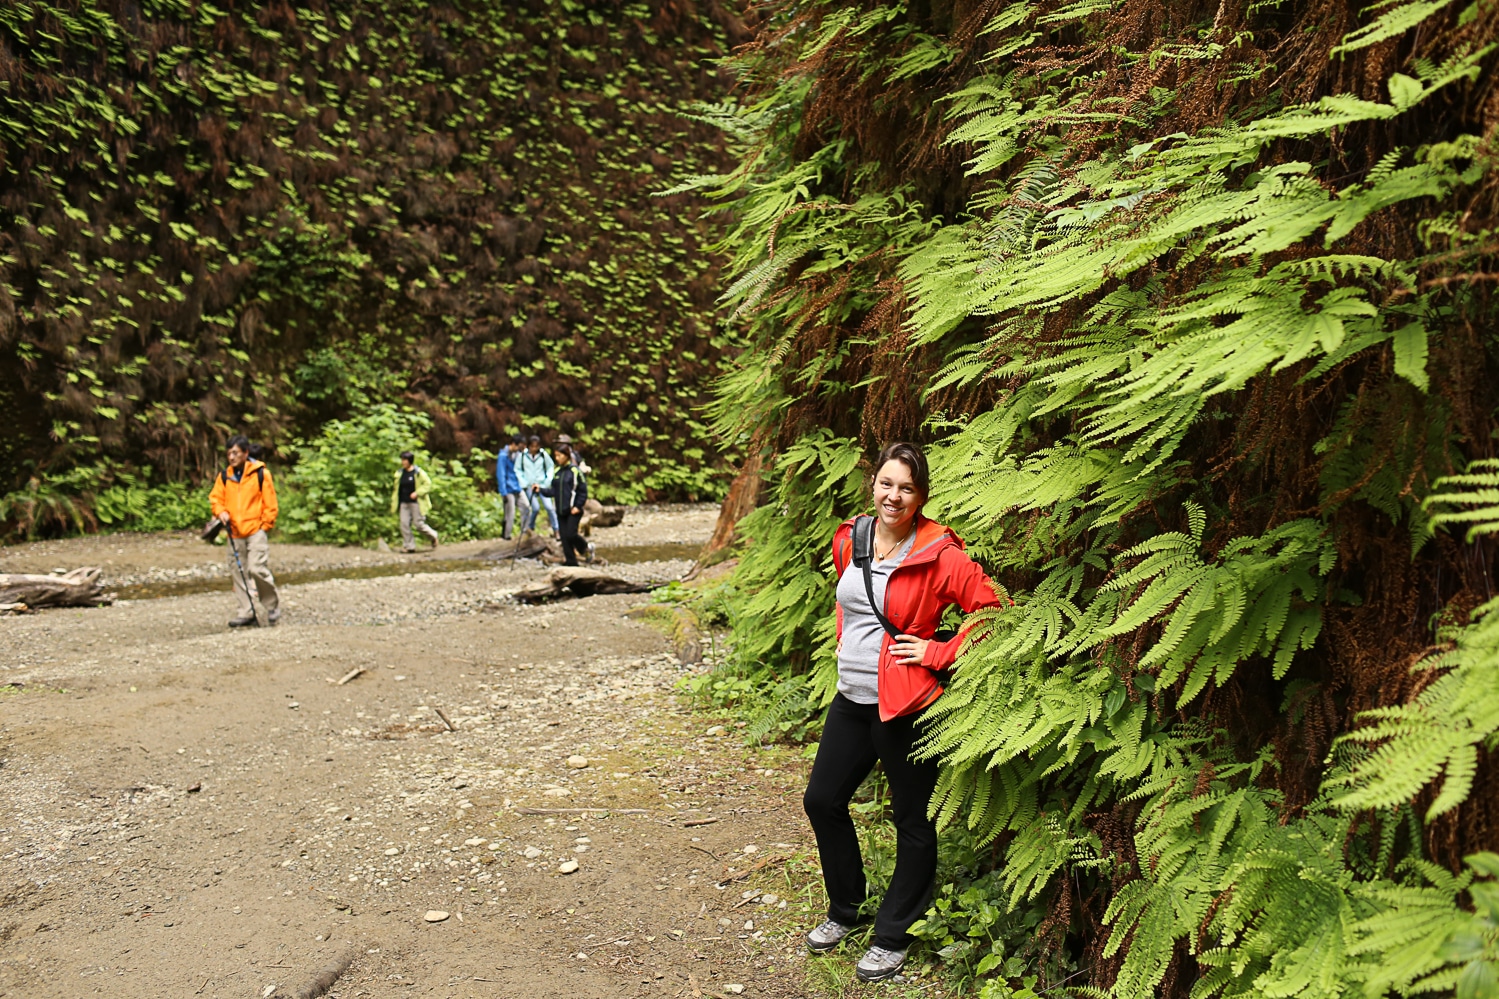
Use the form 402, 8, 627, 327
0, 0, 746, 502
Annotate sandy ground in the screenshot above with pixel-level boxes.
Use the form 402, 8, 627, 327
0, 507, 842, 999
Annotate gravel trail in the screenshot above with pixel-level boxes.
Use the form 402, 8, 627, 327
0, 511, 821, 999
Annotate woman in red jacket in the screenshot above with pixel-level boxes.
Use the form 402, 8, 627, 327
803, 442, 1005, 981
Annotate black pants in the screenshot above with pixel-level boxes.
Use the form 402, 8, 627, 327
557, 512, 587, 566
803, 693, 940, 950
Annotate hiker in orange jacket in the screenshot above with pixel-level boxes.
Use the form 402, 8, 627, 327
803, 442, 1006, 981
208, 434, 281, 627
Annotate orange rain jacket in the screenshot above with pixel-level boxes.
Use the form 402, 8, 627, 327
208, 459, 279, 538
832, 514, 1008, 720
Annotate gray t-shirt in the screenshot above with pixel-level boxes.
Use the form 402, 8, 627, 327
835, 532, 915, 705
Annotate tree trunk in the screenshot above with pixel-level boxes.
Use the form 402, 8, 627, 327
700, 442, 767, 560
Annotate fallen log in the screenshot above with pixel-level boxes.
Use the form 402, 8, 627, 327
476, 534, 556, 561
512, 566, 654, 603
0, 568, 109, 609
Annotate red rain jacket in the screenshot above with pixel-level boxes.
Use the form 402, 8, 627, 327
833, 514, 1007, 721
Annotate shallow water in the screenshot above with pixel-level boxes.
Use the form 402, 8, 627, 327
110, 541, 702, 601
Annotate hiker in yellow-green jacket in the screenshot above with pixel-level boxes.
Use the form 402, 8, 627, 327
391, 451, 439, 553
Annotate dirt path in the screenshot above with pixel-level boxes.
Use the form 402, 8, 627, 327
0, 511, 827, 999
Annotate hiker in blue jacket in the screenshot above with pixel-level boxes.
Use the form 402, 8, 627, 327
495, 434, 524, 540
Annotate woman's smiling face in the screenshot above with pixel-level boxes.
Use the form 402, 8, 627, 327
873, 459, 923, 531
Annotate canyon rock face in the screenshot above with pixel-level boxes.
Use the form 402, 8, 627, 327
0, 2, 746, 503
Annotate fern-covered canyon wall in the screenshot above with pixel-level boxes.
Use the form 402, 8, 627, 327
0, 0, 747, 517
699, 0, 1499, 996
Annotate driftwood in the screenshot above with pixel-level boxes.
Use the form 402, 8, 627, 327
283, 945, 358, 999
512, 566, 653, 603
0, 568, 109, 610
477, 535, 556, 561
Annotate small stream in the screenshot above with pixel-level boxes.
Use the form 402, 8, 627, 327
112, 541, 703, 602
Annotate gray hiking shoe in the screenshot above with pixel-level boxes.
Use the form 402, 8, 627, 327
267, 608, 281, 626
805, 919, 853, 954
855, 945, 907, 982
227, 616, 257, 628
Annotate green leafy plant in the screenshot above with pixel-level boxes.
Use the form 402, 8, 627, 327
276, 404, 504, 546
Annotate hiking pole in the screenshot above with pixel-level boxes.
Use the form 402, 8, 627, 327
228, 536, 262, 626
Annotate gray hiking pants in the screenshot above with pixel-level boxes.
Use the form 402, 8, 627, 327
228, 530, 279, 621
400, 502, 439, 551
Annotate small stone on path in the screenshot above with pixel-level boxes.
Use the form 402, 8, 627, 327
523, 846, 543, 859
424, 910, 450, 923
566, 754, 589, 769
557, 859, 580, 874
726, 986, 745, 995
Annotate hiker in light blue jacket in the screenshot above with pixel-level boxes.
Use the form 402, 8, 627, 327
514, 435, 558, 535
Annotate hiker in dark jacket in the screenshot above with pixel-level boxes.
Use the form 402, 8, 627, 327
533, 443, 589, 566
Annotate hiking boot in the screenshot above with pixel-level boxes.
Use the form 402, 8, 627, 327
227, 616, 257, 628
267, 608, 281, 627
855, 946, 907, 982
430, 533, 440, 549
586, 541, 597, 564
805, 919, 854, 954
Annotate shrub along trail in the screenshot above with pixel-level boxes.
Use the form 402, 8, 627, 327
0, 511, 827, 999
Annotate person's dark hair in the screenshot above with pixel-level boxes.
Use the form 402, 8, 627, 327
511, 433, 525, 445
247, 442, 264, 460
227, 433, 251, 453
874, 442, 929, 498
400, 450, 415, 463
527, 435, 541, 445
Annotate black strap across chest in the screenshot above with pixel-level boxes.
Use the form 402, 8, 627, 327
852, 515, 901, 640
850, 516, 959, 683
